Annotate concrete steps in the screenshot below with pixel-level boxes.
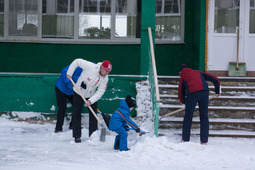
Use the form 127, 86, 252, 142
158, 129, 255, 138
157, 76, 255, 138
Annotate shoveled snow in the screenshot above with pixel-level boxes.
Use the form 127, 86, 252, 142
0, 80, 255, 170
0, 116, 254, 170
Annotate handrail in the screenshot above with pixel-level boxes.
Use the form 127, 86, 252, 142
148, 27, 160, 102
148, 27, 161, 137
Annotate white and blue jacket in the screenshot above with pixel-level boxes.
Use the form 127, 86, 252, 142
67, 59, 108, 104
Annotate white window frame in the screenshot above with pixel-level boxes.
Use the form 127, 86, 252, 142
1, 0, 185, 44
1, 0, 141, 44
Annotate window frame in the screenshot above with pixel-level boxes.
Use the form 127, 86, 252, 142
1, 0, 184, 44
155, 0, 185, 44
0, 0, 4, 37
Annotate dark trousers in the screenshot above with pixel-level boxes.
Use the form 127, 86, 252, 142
72, 92, 98, 138
182, 90, 209, 143
55, 86, 73, 131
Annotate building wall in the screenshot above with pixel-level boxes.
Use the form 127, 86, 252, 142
0, 74, 144, 115
0, 0, 206, 76
0, 0, 207, 113
0, 43, 141, 75
154, 0, 206, 75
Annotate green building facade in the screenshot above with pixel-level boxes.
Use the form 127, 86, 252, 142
0, 0, 206, 113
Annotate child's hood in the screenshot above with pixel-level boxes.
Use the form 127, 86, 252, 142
118, 99, 130, 113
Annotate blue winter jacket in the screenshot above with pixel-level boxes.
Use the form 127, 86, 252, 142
109, 99, 139, 131
56, 65, 82, 95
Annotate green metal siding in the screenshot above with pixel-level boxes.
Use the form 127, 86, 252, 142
0, 74, 145, 114
154, 0, 206, 75
140, 0, 155, 75
0, 43, 141, 75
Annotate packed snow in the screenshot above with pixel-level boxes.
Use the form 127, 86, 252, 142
0, 80, 255, 170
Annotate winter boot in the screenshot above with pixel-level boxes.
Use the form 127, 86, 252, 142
54, 129, 63, 133
75, 137, 81, 143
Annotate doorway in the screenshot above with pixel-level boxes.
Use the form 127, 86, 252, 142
207, 0, 255, 72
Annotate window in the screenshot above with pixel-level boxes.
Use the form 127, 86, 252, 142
9, 0, 38, 36
155, 0, 183, 42
250, 0, 255, 33
0, 0, 3, 37
78, 0, 139, 39
115, 0, 138, 38
0, 0, 160, 43
214, 0, 240, 33
79, 0, 112, 39
42, 0, 74, 38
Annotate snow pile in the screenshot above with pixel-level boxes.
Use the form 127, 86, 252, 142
135, 80, 154, 135
136, 80, 152, 118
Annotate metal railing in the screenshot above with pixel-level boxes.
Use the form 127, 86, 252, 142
148, 27, 161, 137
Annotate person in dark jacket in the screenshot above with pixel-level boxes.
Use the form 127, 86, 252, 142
178, 64, 221, 144
54, 65, 82, 133
109, 95, 141, 151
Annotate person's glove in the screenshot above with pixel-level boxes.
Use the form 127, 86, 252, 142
135, 128, 140, 133
124, 126, 130, 131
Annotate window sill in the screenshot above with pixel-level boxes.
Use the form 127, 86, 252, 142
0, 37, 141, 44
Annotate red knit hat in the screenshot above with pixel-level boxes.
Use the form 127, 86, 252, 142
100, 60, 112, 72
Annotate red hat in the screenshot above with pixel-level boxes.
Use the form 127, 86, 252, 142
100, 60, 112, 72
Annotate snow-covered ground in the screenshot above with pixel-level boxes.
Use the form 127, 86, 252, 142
0, 114, 254, 170
0, 80, 255, 170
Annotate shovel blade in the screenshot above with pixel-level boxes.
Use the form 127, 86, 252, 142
100, 127, 106, 142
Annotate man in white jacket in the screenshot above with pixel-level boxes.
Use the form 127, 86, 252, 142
66, 58, 112, 143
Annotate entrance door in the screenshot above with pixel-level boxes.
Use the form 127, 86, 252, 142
207, 0, 255, 72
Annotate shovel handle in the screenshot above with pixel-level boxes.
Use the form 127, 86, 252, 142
69, 78, 104, 128
159, 95, 216, 121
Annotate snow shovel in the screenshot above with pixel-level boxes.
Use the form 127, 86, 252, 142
228, 28, 246, 76
159, 95, 216, 122
69, 78, 106, 142
126, 127, 149, 136
97, 108, 111, 129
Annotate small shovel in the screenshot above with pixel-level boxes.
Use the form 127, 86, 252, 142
97, 109, 111, 129
159, 95, 216, 122
69, 78, 106, 142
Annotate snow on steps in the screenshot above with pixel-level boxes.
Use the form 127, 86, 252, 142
157, 76, 255, 138
160, 94, 255, 100
160, 104, 255, 111
158, 129, 255, 138
158, 84, 255, 90
159, 117, 255, 131
159, 117, 255, 138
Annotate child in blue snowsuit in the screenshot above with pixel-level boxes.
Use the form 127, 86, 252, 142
55, 65, 82, 133
109, 95, 140, 151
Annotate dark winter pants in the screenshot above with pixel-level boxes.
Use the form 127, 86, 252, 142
113, 126, 128, 151
72, 92, 98, 138
182, 90, 209, 143
55, 86, 73, 131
